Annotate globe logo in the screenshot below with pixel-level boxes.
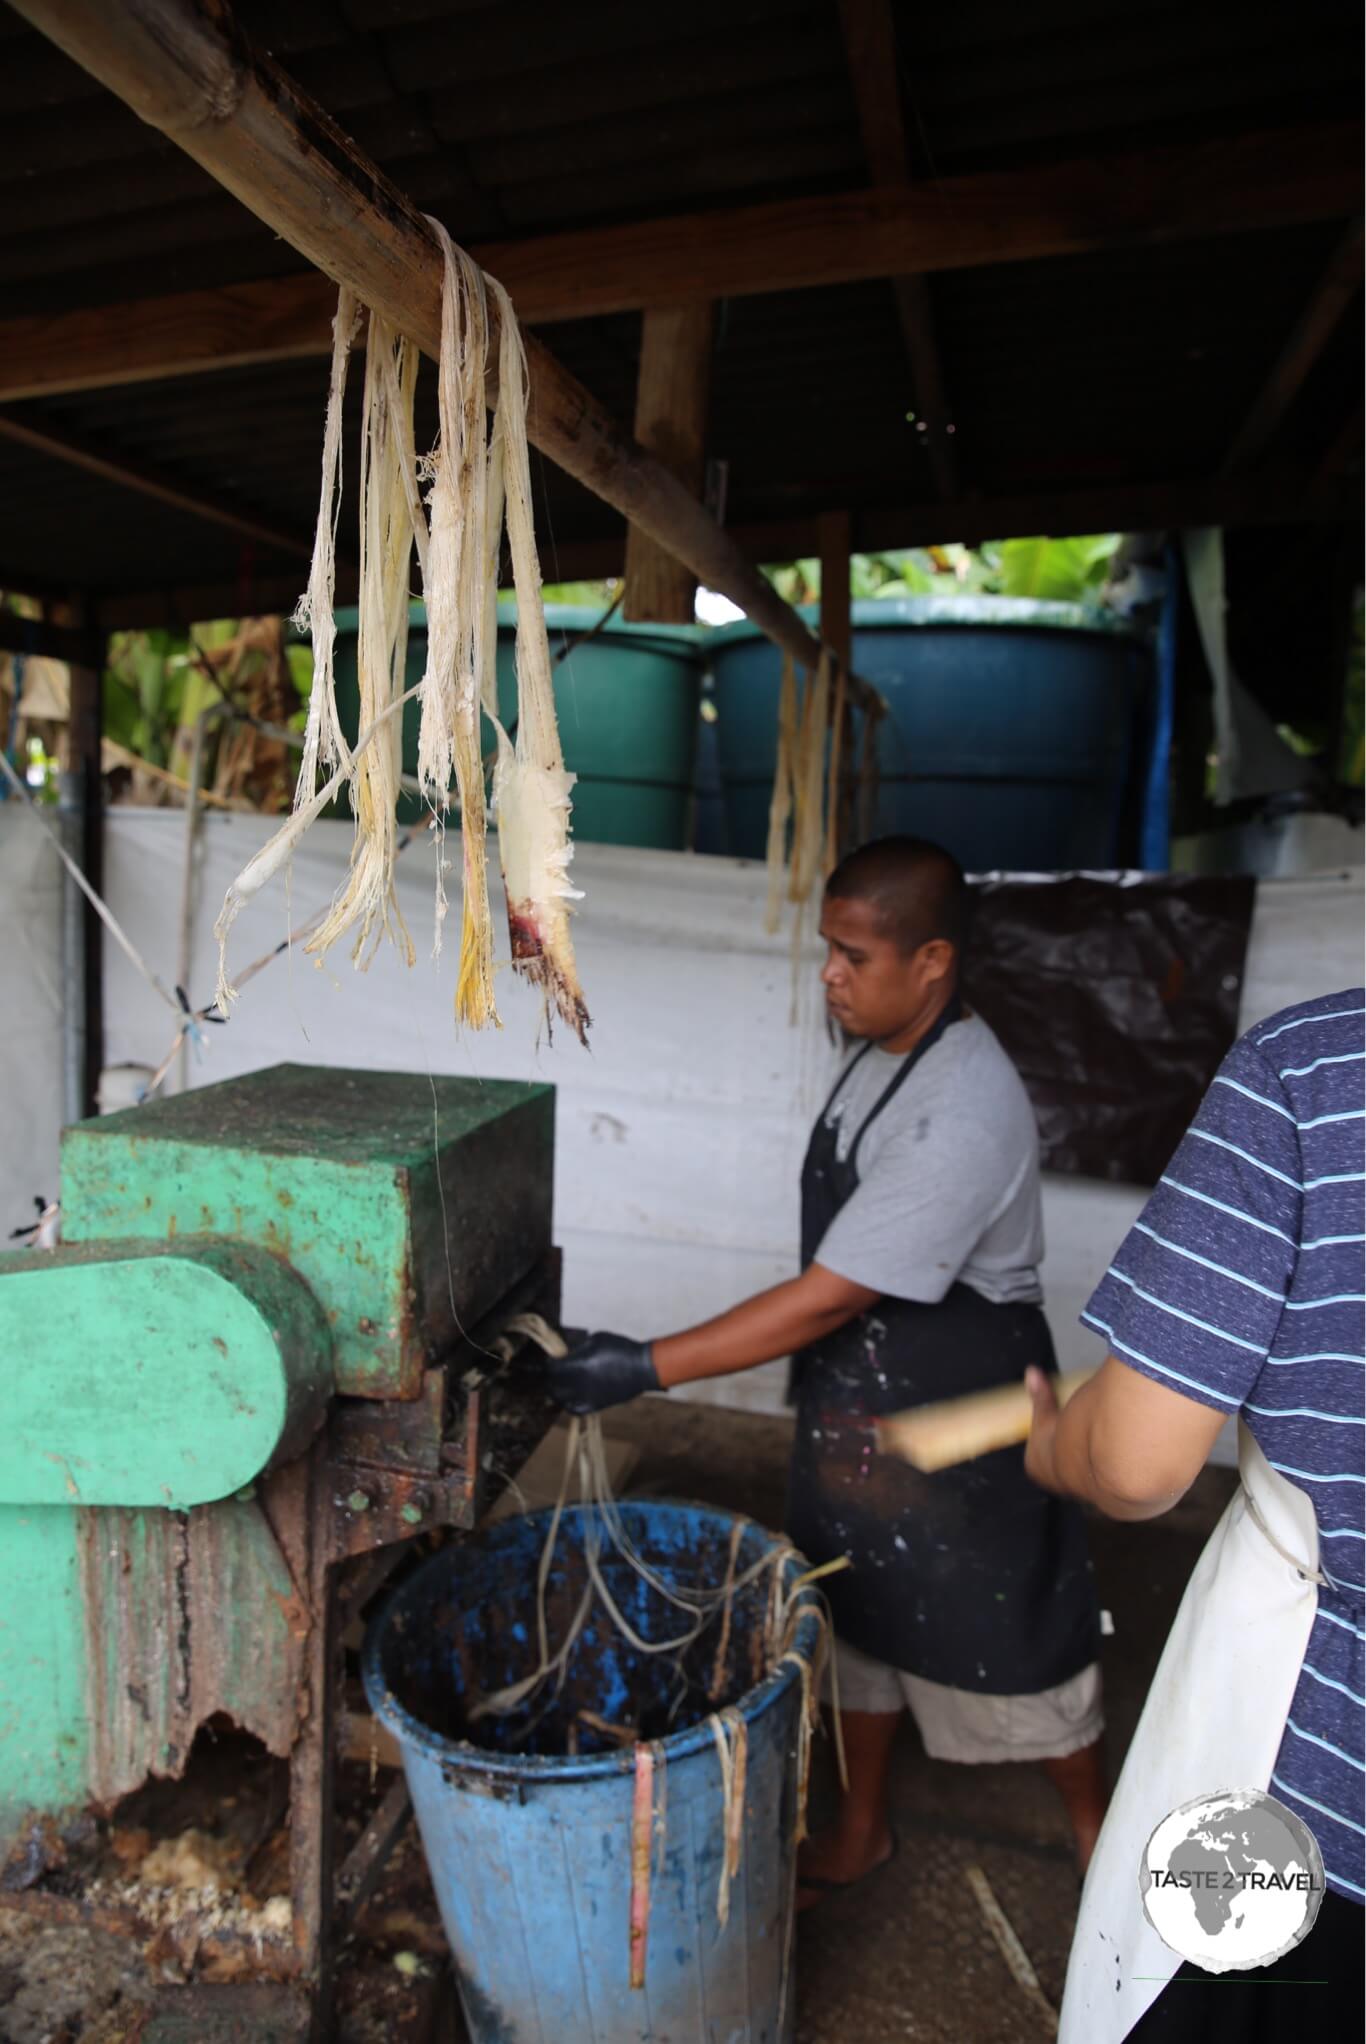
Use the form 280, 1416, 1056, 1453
1140, 1788, 1325, 1973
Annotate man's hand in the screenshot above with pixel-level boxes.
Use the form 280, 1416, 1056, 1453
1023, 1366, 1064, 1493
1023, 1354, 1227, 1520
548, 1331, 660, 1415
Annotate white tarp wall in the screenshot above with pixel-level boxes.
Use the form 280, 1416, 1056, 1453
0, 804, 65, 1245
79, 811, 1363, 1436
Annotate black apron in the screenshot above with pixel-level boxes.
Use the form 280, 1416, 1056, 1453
785, 1005, 1099, 1694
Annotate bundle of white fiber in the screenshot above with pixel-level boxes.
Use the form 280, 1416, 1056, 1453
305, 313, 418, 969
762, 652, 836, 947
214, 231, 589, 1042
484, 276, 590, 1044
416, 222, 498, 1026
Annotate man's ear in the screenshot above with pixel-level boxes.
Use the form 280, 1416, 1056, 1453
919, 938, 956, 985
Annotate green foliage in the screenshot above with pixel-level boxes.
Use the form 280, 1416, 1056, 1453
102, 628, 195, 767
996, 534, 1119, 601
538, 579, 621, 608
764, 534, 1121, 607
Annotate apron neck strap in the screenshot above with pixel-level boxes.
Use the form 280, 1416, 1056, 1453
845, 991, 963, 1174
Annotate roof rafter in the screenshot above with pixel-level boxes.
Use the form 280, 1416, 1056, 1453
0, 120, 1357, 406
837, 0, 958, 498
1222, 221, 1364, 473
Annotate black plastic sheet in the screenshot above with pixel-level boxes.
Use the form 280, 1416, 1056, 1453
962, 873, 1257, 1187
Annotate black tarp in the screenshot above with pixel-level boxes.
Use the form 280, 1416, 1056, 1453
963, 872, 1256, 1187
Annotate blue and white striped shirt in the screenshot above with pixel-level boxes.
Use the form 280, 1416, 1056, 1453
1084, 988, 1365, 1903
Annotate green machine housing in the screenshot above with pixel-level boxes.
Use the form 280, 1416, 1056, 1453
0, 1062, 561, 2014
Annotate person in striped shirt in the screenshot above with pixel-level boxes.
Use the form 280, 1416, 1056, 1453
1026, 988, 1363, 2041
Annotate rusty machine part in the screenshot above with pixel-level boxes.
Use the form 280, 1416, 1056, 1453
0, 1063, 564, 2038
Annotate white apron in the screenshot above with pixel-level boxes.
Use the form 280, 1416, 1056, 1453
1058, 1424, 1321, 2044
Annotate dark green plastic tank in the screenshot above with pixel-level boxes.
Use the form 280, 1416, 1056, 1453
327, 603, 703, 850
709, 596, 1151, 869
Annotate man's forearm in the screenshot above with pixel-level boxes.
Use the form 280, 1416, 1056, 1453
1039, 1372, 1200, 1521
653, 1276, 864, 1389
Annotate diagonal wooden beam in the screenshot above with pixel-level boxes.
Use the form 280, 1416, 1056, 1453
9, 0, 842, 693
838, 0, 958, 497
0, 407, 314, 559
1222, 222, 1365, 472
0, 121, 1358, 407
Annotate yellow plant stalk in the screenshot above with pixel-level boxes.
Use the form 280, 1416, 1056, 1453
788, 652, 831, 908
764, 656, 798, 935
217, 247, 590, 1045
485, 276, 590, 1043
416, 221, 498, 1027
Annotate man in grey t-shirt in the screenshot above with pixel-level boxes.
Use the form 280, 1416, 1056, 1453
550, 836, 1105, 1897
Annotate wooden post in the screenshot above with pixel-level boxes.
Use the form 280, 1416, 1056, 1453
8, 0, 870, 699
623, 304, 714, 623
53, 598, 104, 1121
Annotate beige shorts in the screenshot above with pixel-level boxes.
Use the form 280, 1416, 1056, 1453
829, 1636, 1104, 1765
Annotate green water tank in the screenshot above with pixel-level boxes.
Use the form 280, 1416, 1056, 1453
326, 603, 703, 850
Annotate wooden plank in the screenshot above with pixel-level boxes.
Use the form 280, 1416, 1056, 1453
335, 1778, 412, 1937
1316, 401, 1364, 481
0, 608, 102, 665
1222, 222, 1365, 472
0, 271, 339, 403
0, 122, 1358, 405
0, 408, 314, 560
623, 303, 714, 623
289, 1445, 339, 2021
7, 0, 834, 689
838, 0, 958, 496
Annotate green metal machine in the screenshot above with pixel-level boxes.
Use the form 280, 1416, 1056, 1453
0, 1062, 561, 2034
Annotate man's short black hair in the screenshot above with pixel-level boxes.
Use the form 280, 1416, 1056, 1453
824, 835, 968, 957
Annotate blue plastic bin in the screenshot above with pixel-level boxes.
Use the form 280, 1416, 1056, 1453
710, 596, 1151, 868
363, 1501, 821, 2043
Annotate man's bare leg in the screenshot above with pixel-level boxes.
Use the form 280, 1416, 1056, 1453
796, 1709, 900, 1907
1040, 1738, 1108, 1872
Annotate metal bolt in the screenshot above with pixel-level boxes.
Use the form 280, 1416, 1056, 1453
400, 1491, 431, 1527
346, 1489, 372, 1513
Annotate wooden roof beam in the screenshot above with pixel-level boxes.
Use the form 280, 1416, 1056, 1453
838, 0, 958, 498
10, 0, 841, 695
1222, 222, 1365, 472
89, 466, 1359, 632
0, 121, 1358, 407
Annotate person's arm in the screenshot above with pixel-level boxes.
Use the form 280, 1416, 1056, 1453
1027, 1029, 1304, 1519
1025, 1353, 1228, 1520
654, 1263, 879, 1386
547, 1263, 878, 1414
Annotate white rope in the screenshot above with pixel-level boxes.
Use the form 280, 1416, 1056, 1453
0, 750, 182, 1018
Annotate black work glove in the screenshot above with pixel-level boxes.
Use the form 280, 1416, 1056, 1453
548, 1331, 659, 1414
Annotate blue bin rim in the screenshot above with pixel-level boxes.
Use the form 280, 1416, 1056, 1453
707, 594, 1140, 645
361, 1498, 825, 1785
318, 601, 704, 661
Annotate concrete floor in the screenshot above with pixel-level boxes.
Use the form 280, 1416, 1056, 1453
0, 1399, 1233, 2043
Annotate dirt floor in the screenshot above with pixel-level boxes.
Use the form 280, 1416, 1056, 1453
0, 1398, 1234, 2044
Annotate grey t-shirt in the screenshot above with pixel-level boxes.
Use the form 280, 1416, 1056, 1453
813, 1014, 1044, 1307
